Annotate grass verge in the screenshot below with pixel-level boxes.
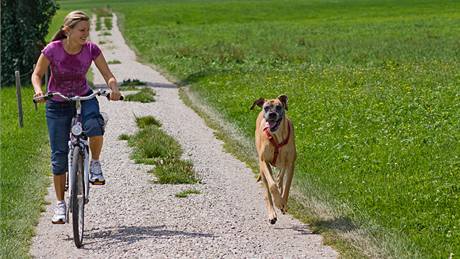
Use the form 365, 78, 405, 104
0, 86, 50, 258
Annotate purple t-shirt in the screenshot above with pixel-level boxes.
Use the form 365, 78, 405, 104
42, 40, 101, 101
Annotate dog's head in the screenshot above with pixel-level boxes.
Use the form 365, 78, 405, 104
250, 95, 288, 132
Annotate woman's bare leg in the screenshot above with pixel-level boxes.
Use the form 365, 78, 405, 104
54, 174, 66, 201
89, 136, 103, 160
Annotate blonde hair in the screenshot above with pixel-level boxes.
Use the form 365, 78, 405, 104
51, 10, 90, 42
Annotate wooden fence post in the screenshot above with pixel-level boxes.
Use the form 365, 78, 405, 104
15, 70, 24, 128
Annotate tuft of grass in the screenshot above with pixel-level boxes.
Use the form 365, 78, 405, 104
153, 159, 199, 184
99, 31, 112, 36
121, 115, 200, 184
124, 88, 156, 103
175, 189, 201, 198
135, 115, 161, 128
95, 19, 101, 31
118, 133, 130, 140
121, 78, 146, 87
108, 59, 121, 64
128, 125, 181, 163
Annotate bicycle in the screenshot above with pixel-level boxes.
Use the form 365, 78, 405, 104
34, 89, 122, 248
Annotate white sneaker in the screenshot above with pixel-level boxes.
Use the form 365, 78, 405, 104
90, 160, 105, 185
51, 201, 66, 224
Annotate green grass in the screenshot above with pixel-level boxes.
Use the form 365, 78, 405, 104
45, 9, 69, 43
122, 115, 199, 184
124, 88, 156, 103
108, 59, 121, 64
99, 31, 112, 36
120, 78, 146, 87
135, 115, 161, 128
118, 133, 130, 141
118, 2, 460, 257
154, 159, 198, 184
175, 189, 201, 198
93, 7, 113, 31
128, 124, 180, 164
119, 79, 147, 91
0, 86, 50, 258
58, 0, 460, 257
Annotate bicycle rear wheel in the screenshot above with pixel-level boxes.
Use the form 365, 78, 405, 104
70, 146, 85, 248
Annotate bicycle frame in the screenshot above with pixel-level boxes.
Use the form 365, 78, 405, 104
67, 98, 90, 206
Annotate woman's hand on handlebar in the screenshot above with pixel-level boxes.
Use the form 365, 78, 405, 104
109, 89, 122, 101
33, 91, 46, 103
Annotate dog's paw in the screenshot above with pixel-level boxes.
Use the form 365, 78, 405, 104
269, 217, 277, 224
280, 205, 288, 214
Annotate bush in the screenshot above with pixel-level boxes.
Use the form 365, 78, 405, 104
1, 0, 58, 86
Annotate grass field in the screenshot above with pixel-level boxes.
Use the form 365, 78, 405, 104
115, 1, 460, 257
56, 0, 460, 257
38, 0, 460, 257
0, 87, 50, 257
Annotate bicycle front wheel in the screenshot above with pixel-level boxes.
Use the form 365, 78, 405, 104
70, 146, 85, 248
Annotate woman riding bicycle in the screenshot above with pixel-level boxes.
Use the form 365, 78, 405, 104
31, 10, 122, 224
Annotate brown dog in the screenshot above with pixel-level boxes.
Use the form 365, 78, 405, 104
250, 95, 296, 224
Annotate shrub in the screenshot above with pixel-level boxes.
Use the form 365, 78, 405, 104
1, 0, 58, 86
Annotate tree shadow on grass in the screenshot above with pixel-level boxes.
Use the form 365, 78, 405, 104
178, 68, 233, 87
66, 225, 214, 247
93, 82, 177, 90
311, 216, 357, 234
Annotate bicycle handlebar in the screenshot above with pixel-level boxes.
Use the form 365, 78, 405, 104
33, 89, 124, 103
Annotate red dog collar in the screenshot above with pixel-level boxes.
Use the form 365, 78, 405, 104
263, 120, 291, 165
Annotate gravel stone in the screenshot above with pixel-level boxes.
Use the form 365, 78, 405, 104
30, 14, 338, 258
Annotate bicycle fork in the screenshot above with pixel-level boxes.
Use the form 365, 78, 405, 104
67, 141, 90, 209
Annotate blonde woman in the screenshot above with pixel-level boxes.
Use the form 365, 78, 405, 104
31, 10, 122, 224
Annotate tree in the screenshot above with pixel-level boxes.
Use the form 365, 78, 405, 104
1, 0, 58, 86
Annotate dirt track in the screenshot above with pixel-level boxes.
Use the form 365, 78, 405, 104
30, 14, 337, 258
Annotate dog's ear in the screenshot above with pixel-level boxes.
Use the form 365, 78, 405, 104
250, 98, 265, 110
277, 95, 288, 111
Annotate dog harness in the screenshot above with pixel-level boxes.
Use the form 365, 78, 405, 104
263, 120, 291, 165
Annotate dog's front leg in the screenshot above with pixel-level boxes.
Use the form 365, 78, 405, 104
280, 164, 295, 214
260, 173, 277, 224
277, 169, 285, 198
260, 161, 284, 210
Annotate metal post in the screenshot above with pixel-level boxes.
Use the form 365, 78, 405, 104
15, 70, 24, 128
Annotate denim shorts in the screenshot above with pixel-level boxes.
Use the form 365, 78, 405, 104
46, 92, 105, 175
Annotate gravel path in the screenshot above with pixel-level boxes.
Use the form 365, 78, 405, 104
30, 14, 338, 258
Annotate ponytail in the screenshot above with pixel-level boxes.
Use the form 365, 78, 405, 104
51, 26, 66, 42
50, 11, 90, 42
